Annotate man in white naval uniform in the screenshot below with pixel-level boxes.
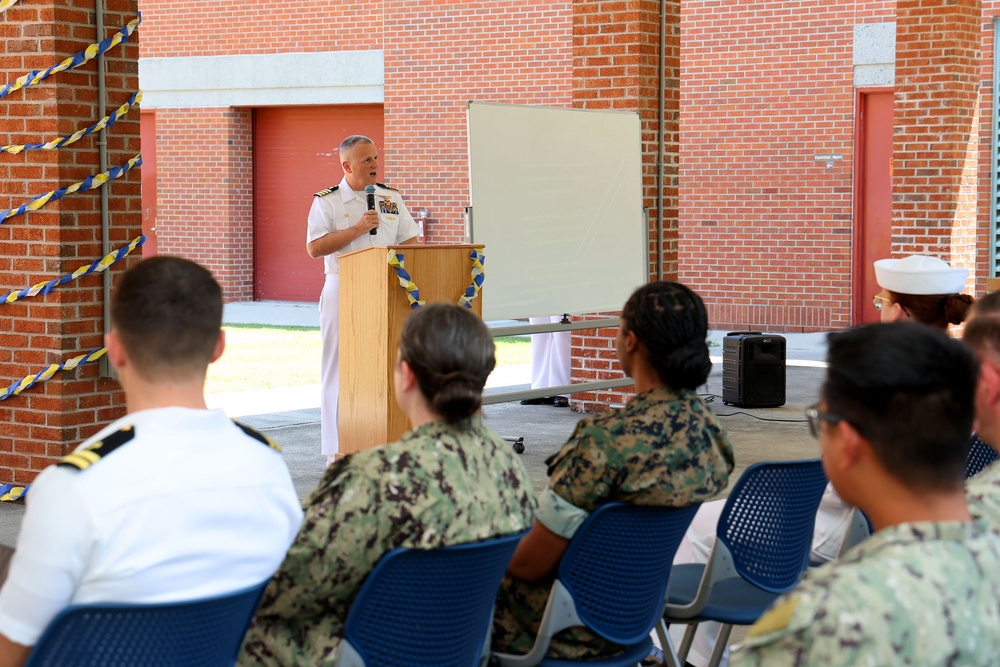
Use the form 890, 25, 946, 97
307, 135, 419, 462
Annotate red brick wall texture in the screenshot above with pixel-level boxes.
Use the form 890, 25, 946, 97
0, 0, 140, 481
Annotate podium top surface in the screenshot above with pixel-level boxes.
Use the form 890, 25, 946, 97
339, 243, 485, 260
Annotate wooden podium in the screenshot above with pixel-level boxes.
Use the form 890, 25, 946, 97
338, 244, 485, 455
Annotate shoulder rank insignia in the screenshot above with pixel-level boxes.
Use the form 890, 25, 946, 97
314, 185, 339, 197
234, 420, 281, 451
375, 182, 398, 192
58, 425, 136, 472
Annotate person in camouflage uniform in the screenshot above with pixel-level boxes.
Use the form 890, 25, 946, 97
732, 322, 1000, 666
963, 291, 1000, 527
491, 281, 735, 662
238, 304, 536, 667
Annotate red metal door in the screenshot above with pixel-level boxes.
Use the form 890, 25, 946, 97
852, 90, 893, 324
139, 110, 157, 257
253, 105, 385, 301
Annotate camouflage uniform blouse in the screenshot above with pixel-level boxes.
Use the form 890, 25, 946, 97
238, 419, 536, 667
967, 461, 1000, 529
492, 386, 734, 661
731, 520, 1000, 666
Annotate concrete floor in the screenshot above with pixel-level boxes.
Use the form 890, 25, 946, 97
0, 361, 825, 548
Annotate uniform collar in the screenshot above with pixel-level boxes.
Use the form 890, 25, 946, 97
338, 176, 361, 204
842, 519, 991, 563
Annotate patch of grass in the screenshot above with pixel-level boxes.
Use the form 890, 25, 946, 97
206, 326, 531, 395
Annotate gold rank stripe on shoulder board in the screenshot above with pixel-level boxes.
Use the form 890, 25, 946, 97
234, 420, 281, 451
376, 182, 398, 192
314, 185, 339, 197
58, 425, 136, 472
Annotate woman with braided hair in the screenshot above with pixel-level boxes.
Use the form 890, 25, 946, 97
491, 281, 735, 662
239, 303, 536, 666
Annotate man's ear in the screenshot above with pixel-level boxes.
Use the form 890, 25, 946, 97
622, 329, 640, 355
837, 420, 866, 469
105, 331, 127, 371
209, 330, 226, 364
978, 358, 1000, 410
341, 158, 353, 175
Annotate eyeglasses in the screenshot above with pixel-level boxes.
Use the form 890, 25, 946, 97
805, 403, 846, 439
872, 294, 892, 311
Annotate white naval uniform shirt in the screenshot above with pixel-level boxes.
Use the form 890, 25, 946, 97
306, 177, 420, 275
0, 407, 304, 647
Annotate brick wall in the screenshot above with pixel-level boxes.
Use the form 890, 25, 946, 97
382, 0, 573, 242
137, 0, 383, 58
569, 0, 677, 413
152, 108, 253, 300
978, 3, 999, 289
678, 0, 884, 334
0, 0, 140, 483
894, 0, 981, 277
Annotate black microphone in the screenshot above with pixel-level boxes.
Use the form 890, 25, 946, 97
365, 185, 377, 235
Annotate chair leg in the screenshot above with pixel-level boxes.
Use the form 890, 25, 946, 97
706, 623, 733, 667
656, 620, 683, 667
678, 623, 697, 663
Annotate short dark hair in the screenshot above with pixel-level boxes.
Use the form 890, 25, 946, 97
824, 322, 978, 491
963, 291, 1000, 360
621, 281, 711, 389
398, 303, 496, 425
339, 134, 374, 159
110, 256, 223, 379
887, 290, 974, 329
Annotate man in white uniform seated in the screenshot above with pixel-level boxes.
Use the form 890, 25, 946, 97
0, 257, 304, 667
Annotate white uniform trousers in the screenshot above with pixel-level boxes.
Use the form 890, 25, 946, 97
529, 316, 571, 391
319, 275, 340, 456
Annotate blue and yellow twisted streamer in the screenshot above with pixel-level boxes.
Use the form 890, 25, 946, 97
2, 92, 142, 154
457, 249, 485, 308
0, 15, 141, 101
0, 0, 20, 14
0, 154, 142, 223
1, 235, 145, 305
0, 484, 27, 502
387, 250, 425, 309
387, 248, 487, 309
1, 348, 107, 402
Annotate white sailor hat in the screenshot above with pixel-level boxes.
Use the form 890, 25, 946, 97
873, 255, 968, 295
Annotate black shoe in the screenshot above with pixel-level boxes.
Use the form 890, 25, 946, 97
552, 396, 569, 407
520, 396, 556, 405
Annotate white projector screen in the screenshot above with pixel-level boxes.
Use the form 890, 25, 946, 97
467, 101, 646, 321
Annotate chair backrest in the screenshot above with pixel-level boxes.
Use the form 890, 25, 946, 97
965, 434, 999, 480
341, 531, 526, 667
716, 459, 827, 593
25, 581, 267, 667
556, 502, 700, 646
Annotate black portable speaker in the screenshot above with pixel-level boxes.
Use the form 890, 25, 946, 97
721, 331, 786, 408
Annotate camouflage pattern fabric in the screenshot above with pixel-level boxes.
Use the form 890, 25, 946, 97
731, 520, 1000, 666
492, 386, 735, 661
238, 419, 536, 667
967, 460, 1000, 530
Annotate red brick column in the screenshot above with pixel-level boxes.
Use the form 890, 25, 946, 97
0, 0, 140, 484
894, 0, 981, 273
570, 0, 676, 412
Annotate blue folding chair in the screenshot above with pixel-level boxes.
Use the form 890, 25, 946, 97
965, 434, 999, 479
492, 502, 701, 667
335, 531, 527, 667
660, 459, 828, 667
25, 580, 268, 667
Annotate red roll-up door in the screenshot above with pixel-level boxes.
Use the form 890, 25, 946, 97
253, 105, 384, 301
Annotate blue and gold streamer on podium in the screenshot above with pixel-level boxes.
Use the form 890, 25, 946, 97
2, 91, 142, 154
457, 249, 485, 309
0, 154, 141, 222
387, 250, 425, 309
0, 484, 26, 502
0, 0, 20, 14
0, 236, 145, 305
0, 14, 141, 101
1, 348, 107, 402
